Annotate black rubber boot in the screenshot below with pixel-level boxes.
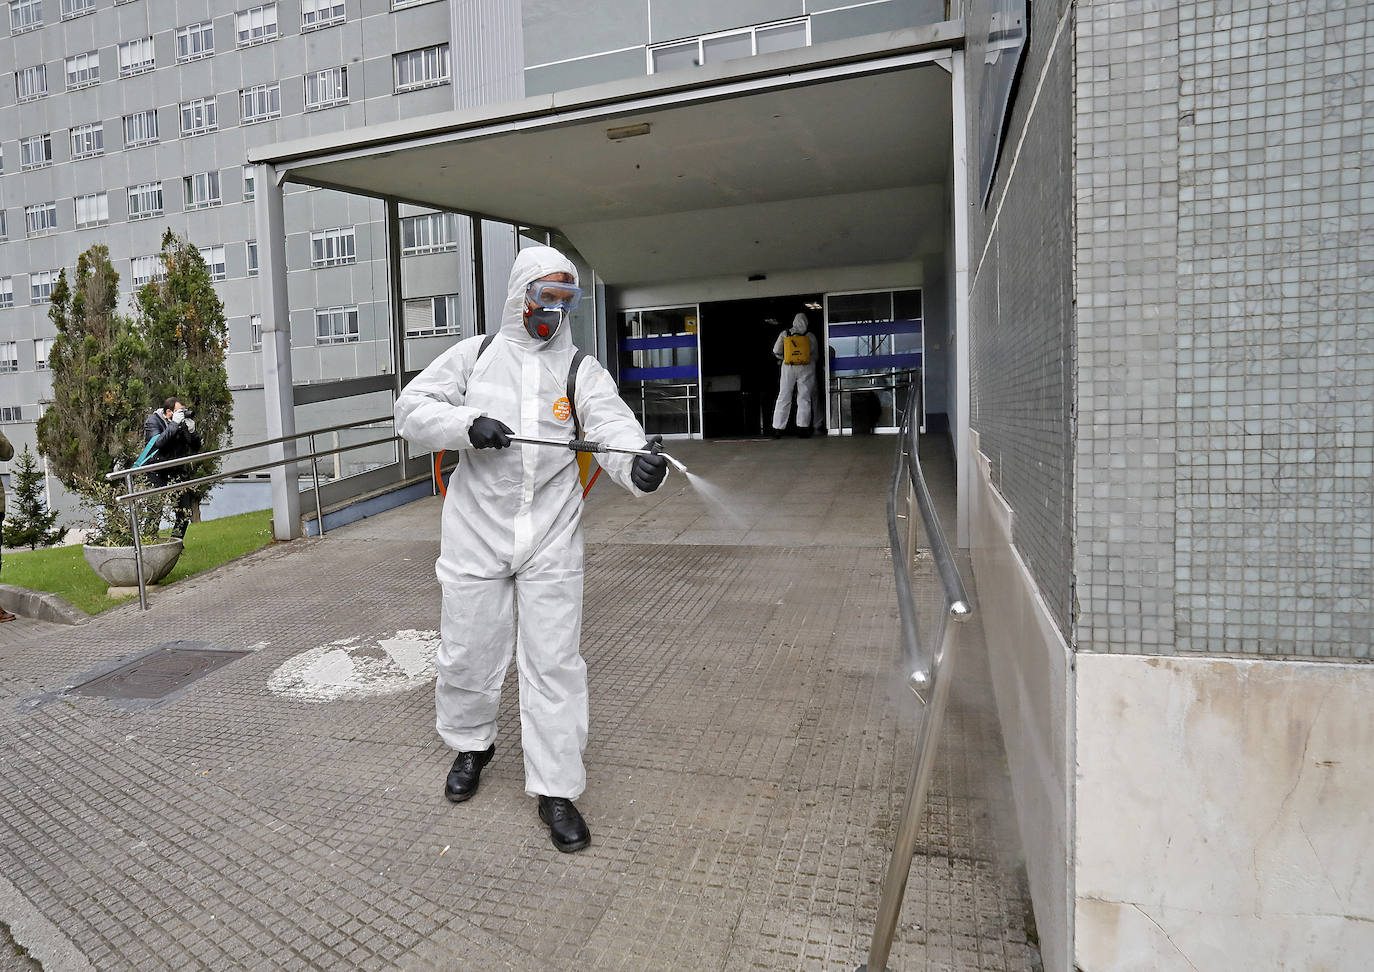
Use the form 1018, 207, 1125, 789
443, 745, 495, 803
537, 796, 591, 853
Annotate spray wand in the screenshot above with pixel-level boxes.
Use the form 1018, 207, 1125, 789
508, 434, 688, 474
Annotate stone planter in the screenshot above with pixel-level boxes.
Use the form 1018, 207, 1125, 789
83, 539, 184, 587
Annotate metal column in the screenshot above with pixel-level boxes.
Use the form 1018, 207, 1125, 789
255, 163, 302, 540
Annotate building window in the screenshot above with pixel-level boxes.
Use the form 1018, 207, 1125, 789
0, 343, 18, 373
180, 97, 218, 137
300, 0, 344, 31
183, 171, 222, 210
0, 406, 22, 422
649, 18, 810, 74
34, 338, 54, 370
315, 306, 359, 344
127, 182, 164, 220
394, 44, 449, 92
0, 212, 6, 240
400, 212, 458, 255
243, 165, 256, 200
250, 314, 262, 349
118, 37, 155, 77
74, 192, 108, 228
59, 0, 92, 19
310, 227, 356, 267
25, 202, 58, 237
0, 278, 12, 308
8, 0, 41, 33
240, 82, 281, 123
30, 270, 58, 302
304, 66, 347, 110
69, 121, 103, 159
199, 245, 227, 281
65, 50, 100, 89
176, 21, 215, 62
15, 63, 47, 101
246, 240, 259, 276
404, 295, 462, 338
236, 3, 277, 46
131, 255, 163, 287
19, 133, 52, 170
124, 109, 160, 147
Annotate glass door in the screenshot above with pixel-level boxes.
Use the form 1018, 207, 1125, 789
617, 305, 702, 437
824, 289, 923, 434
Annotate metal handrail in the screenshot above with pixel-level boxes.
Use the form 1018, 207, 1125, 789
103, 414, 400, 611
830, 369, 921, 435
860, 397, 973, 972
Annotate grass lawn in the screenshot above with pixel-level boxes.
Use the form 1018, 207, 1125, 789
2, 508, 275, 615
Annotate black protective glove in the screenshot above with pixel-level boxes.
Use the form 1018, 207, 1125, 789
631, 435, 669, 492
469, 416, 513, 449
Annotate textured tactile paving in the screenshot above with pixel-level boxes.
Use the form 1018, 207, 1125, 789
0, 437, 1038, 970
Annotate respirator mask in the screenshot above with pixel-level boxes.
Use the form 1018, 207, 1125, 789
523, 280, 583, 341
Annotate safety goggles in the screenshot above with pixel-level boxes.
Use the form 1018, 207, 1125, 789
526, 280, 583, 311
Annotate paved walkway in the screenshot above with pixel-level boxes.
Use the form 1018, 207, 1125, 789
0, 436, 1038, 971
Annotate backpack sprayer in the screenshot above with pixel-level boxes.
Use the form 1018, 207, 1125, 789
508, 434, 689, 474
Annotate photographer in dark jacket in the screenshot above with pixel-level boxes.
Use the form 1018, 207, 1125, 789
142, 397, 201, 539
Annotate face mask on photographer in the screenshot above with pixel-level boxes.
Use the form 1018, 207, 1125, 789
523, 280, 583, 342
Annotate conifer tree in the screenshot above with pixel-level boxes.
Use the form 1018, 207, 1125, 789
36, 245, 151, 495
2, 445, 65, 549
134, 230, 234, 504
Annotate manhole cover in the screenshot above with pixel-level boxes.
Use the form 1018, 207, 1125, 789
67, 641, 248, 703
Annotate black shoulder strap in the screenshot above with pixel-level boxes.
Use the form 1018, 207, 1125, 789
567, 350, 588, 439
478, 330, 497, 358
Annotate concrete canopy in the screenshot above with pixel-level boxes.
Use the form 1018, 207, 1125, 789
248, 25, 959, 288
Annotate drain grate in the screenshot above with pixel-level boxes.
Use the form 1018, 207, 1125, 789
67, 641, 248, 703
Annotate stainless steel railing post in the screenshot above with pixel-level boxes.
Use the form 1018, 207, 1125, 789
124, 471, 149, 611
860, 401, 973, 971
309, 432, 325, 536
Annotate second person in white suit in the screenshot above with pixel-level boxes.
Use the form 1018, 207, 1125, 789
771, 312, 820, 437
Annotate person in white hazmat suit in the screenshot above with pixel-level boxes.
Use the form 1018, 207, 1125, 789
771, 313, 820, 438
394, 246, 668, 853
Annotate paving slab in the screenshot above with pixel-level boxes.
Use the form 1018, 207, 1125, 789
0, 435, 1038, 970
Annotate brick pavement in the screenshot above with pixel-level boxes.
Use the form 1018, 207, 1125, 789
0, 436, 1039, 970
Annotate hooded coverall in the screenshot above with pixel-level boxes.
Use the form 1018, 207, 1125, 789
771, 313, 820, 431
394, 247, 655, 799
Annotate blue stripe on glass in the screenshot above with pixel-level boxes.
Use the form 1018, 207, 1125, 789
621, 365, 700, 381
619, 335, 699, 350
832, 353, 922, 371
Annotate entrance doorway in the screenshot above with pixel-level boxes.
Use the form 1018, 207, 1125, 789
698, 294, 822, 438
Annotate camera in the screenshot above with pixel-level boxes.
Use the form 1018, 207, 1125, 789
180, 408, 196, 419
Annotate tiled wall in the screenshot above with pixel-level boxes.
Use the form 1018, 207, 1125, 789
1174, 1, 1373, 656
966, 0, 1077, 637
1073, 1, 1181, 653
1076, 1, 1373, 657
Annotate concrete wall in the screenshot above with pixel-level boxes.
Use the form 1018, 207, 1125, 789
970, 432, 1074, 972
1075, 654, 1374, 970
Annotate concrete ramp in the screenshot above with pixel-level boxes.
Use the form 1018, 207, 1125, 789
0, 436, 1037, 970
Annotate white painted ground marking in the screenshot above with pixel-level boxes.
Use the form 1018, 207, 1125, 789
267, 629, 440, 702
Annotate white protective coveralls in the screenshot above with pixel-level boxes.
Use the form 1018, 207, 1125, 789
771, 313, 820, 431
394, 246, 656, 799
